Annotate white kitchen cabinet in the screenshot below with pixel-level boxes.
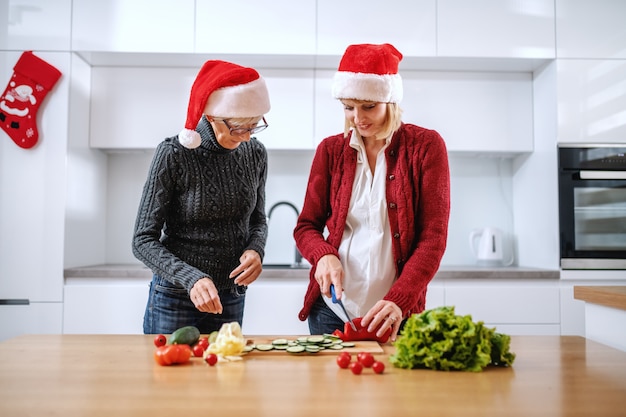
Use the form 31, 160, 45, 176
196, 0, 316, 56
89, 66, 194, 149
425, 281, 445, 310
556, 0, 626, 59
316, 68, 534, 153
242, 278, 310, 336
556, 59, 626, 144
0, 0, 71, 51
0, 51, 69, 302
438, 0, 555, 59
71, 0, 195, 53
257, 69, 315, 150
316, 0, 436, 56
0, 303, 63, 342
63, 277, 150, 334
444, 279, 561, 335
89, 66, 316, 150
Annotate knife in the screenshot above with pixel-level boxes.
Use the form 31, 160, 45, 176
330, 284, 357, 331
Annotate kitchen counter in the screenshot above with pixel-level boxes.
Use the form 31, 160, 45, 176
573, 286, 626, 311
64, 263, 559, 281
574, 286, 626, 351
0, 335, 625, 417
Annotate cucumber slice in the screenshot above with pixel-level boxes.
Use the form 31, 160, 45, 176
272, 338, 289, 345
329, 344, 344, 350
307, 336, 325, 344
341, 342, 356, 348
305, 345, 321, 353
243, 345, 254, 352
255, 344, 274, 351
273, 344, 289, 350
286, 345, 306, 354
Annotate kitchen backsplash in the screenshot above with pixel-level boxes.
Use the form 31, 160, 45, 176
104, 150, 515, 267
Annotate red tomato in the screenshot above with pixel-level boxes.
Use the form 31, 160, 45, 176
372, 361, 385, 374
357, 352, 375, 368
153, 334, 167, 347
192, 344, 205, 357
197, 337, 209, 350
349, 361, 363, 375
205, 353, 218, 366
336, 354, 351, 369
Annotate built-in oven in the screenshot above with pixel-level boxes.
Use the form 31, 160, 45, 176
558, 144, 626, 269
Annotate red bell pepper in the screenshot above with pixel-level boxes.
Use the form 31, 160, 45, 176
153, 344, 192, 366
332, 317, 392, 343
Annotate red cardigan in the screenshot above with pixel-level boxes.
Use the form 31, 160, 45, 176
294, 123, 451, 321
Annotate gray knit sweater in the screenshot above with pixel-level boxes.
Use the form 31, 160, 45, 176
132, 116, 268, 294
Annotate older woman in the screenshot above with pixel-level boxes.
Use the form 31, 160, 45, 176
133, 60, 271, 335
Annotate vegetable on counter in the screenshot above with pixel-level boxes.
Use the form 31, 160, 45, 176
389, 306, 516, 372
169, 326, 201, 346
332, 317, 392, 343
205, 322, 246, 360
153, 344, 192, 366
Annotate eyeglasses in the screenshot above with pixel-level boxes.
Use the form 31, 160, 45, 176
221, 117, 269, 136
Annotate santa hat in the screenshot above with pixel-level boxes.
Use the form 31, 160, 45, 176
332, 43, 403, 103
179, 60, 271, 149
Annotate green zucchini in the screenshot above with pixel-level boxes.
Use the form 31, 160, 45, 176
169, 325, 201, 346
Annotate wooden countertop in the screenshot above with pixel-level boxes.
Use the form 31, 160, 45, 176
574, 286, 626, 311
1, 335, 625, 417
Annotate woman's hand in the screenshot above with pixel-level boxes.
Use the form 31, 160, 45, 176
229, 249, 262, 286
314, 254, 344, 298
361, 300, 403, 342
190, 278, 223, 314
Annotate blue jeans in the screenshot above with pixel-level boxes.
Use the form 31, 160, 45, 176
143, 274, 246, 335
307, 296, 345, 335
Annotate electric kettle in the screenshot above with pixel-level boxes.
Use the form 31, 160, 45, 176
469, 227, 504, 266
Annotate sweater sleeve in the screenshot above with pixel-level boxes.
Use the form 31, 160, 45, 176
293, 138, 341, 267
131, 141, 208, 292
244, 142, 268, 259
384, 128, 451, 315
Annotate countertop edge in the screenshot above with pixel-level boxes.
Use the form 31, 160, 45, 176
573, 286, 626, 311
64, 264, 560, 280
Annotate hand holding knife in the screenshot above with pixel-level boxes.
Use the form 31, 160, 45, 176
330, 284, 357, 331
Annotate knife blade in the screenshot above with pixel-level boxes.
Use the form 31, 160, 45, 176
330, 284, 357, 331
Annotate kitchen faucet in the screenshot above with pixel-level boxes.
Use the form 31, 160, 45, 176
267, 201, 303, 268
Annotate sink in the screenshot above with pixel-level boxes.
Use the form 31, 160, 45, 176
262, 264, 310, 270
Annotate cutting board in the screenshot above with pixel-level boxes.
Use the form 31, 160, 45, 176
244, 337, 384, 355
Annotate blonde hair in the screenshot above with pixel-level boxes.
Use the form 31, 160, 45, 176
342, 101, 403, 139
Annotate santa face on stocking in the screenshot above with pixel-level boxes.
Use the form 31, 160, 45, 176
0, 51, 62, 149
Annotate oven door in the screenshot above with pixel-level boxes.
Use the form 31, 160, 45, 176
559, 169, 626, 269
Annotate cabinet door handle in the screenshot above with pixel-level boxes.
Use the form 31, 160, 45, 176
0, 299, 30, 305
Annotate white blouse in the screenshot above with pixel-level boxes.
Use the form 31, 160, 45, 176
323, 131, 396, 322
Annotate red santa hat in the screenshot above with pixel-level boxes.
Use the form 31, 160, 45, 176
332, 43, 403, 103
179, 60, 271, 149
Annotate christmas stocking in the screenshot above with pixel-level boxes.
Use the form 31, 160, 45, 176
0, 51, 62, 149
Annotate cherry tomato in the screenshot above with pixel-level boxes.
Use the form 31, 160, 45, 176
153, 334, 167, 347
372, 361, 385, 374
336, 354, 351, 369
349, 361, 363, 375
205, 353, 218, 366
357, 352, 375, 368
192, 343, 205, 357
197, 336, 209, 350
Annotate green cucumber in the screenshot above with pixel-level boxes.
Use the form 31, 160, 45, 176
169, 325, 200, 346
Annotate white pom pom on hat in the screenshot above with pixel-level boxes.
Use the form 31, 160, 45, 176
332, 43, 403, 103
179, 60, 271, 149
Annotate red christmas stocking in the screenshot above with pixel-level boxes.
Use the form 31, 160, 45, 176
0, 51, 62, 149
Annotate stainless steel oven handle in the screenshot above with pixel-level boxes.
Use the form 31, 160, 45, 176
579, 170, 626, 180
